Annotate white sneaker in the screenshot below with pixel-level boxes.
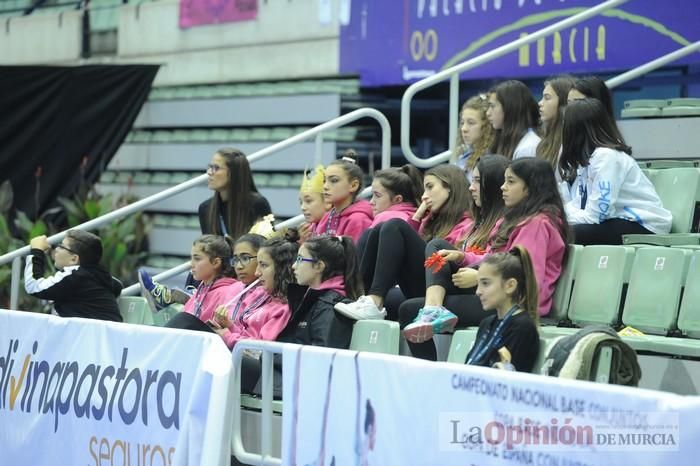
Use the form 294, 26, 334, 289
334, 296, 386, 320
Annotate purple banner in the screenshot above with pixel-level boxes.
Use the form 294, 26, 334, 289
179, 0, 257, 29
340, 0, 700, 87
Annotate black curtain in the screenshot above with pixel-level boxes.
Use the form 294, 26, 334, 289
0, 65, 159, 218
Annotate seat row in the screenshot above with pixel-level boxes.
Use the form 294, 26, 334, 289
125, 126, 359, 144
148, 79, 360, 101
544, 245, 700, 357
100, 170, 306, 189
622, 98, 700, 118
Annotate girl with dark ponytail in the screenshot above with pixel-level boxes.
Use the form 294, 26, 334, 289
369, 164, 424, 228
465, 245, 540, 372
276, 235, 363, 349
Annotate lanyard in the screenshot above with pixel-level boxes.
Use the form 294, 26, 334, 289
466, 305, 520, 366
578, 167, 588, 210
232, 291, 271, 328
192, 282, 214, 318
219, 214, 228, 237
324, 207, 340, 235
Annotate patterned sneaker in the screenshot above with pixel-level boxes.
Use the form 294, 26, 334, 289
403, 306, 458, 343
138, 268, 172, 313
334, 296, 386, 320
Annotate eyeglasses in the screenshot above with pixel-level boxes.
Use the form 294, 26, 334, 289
232, 254, 257, 267
54, 244, 79, 255
206, 163, 223, 173
295, 255, 317, 265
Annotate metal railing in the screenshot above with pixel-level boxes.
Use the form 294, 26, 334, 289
231, 340, 286, 466
605, 40, 700, 89
3, 107, 391, 307
399, 0, 631, 168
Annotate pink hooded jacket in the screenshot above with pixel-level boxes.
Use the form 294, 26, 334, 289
220, 285, 291, 349
315, 200, 374, 242
370, 202, 418, 229
183, 277, 243, 322
408, 212, 475, 245
313, 275, 347, 295
461, 214, 565, 316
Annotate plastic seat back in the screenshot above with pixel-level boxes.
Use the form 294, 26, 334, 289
119, 296, 151, 325
652, 168, 700, 233
622, 247, 691, 335
349, 320, 400, 355
550, 245, 583, 322
568, 246, 635, 327
676, 251, 700, 338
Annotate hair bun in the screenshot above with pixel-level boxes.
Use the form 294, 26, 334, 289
284, 228, 301, 244
341, 149, 358, 164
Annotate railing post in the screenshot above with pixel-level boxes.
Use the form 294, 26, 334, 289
10, 256, 22, 310
448, 74, 459, 157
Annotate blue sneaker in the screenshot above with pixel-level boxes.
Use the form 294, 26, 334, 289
403, 306, 458, 343
138, 268, 172, 313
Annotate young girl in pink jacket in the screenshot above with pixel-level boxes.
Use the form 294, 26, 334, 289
368, 164, 423, 228
402, 158, 570, 358
212, 234, 298, 349
314, 152, 373, 242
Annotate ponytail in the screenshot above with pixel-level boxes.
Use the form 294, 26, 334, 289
482, 245, 539, 325
373, 164, 424, 207
303, 235, 364, 300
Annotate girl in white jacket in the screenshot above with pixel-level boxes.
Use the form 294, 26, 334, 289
559, 99, 672, 245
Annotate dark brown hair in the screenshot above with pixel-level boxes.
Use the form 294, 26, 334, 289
206, 148, 260, 240
482, 245, 540, 325
422, 164, 472, 242
488, 80, 540, 160
373, 164, 423, 207
303, 235, 364, 300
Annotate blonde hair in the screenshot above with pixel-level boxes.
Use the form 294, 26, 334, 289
451, 94, 494, 171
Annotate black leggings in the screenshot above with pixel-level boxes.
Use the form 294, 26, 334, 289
573, 219, 653, 245
359, 219, 427, 299
399, 295, 492, 361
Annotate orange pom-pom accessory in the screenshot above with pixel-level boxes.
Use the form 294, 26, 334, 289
424, 252, 447, 274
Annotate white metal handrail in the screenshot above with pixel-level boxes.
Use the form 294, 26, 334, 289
231, 340, 287, 466
606, 40, 700, 89
400, 0, 631, 168
4, 107, 391, 308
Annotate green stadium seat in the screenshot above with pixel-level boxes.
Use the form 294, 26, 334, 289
446, 329, 478, 364
119, 296, 152, 325
132, 172, 151, 184
171, 129, 190, 143
209, 129, 231, 142
152, 304, 183, 327
623, 167, 700, 246
169, 215, 189, 228
249, 127, 272, 141
621, 99, 664, 118
150, 172, 172, 184
548, 245, 583, 323
230, 128, 251, 142
267, 174, 292, 188
114, 172, 132, 184
621, 247, 691, 335
270, 127, 294, 140
186, 216, 201, 229
662, 98, 700, 117
640, 160, 696, 169
189, 129, 211, 142
170, 172, 191, 184
349, 320, 400, 354
252, 173, 270, 187
676, 251, 700, 338
152, 214, 171, 227
563, 246, 635, 329
131, 131, 152, 143
100, 171, 117, 183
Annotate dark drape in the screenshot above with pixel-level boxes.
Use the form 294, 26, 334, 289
0, 65, 159, 218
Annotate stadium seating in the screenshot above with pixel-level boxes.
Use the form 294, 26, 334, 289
349, 320, 400, 355
118, 296, 153, 325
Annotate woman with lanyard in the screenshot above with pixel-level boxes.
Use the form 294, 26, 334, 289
199, 147, 272, 240
466, 245, 540, 372
211, 233, 298, 349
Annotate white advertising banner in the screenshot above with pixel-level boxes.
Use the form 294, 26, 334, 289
282, 345, 700, 466
0, 309, 234, 466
